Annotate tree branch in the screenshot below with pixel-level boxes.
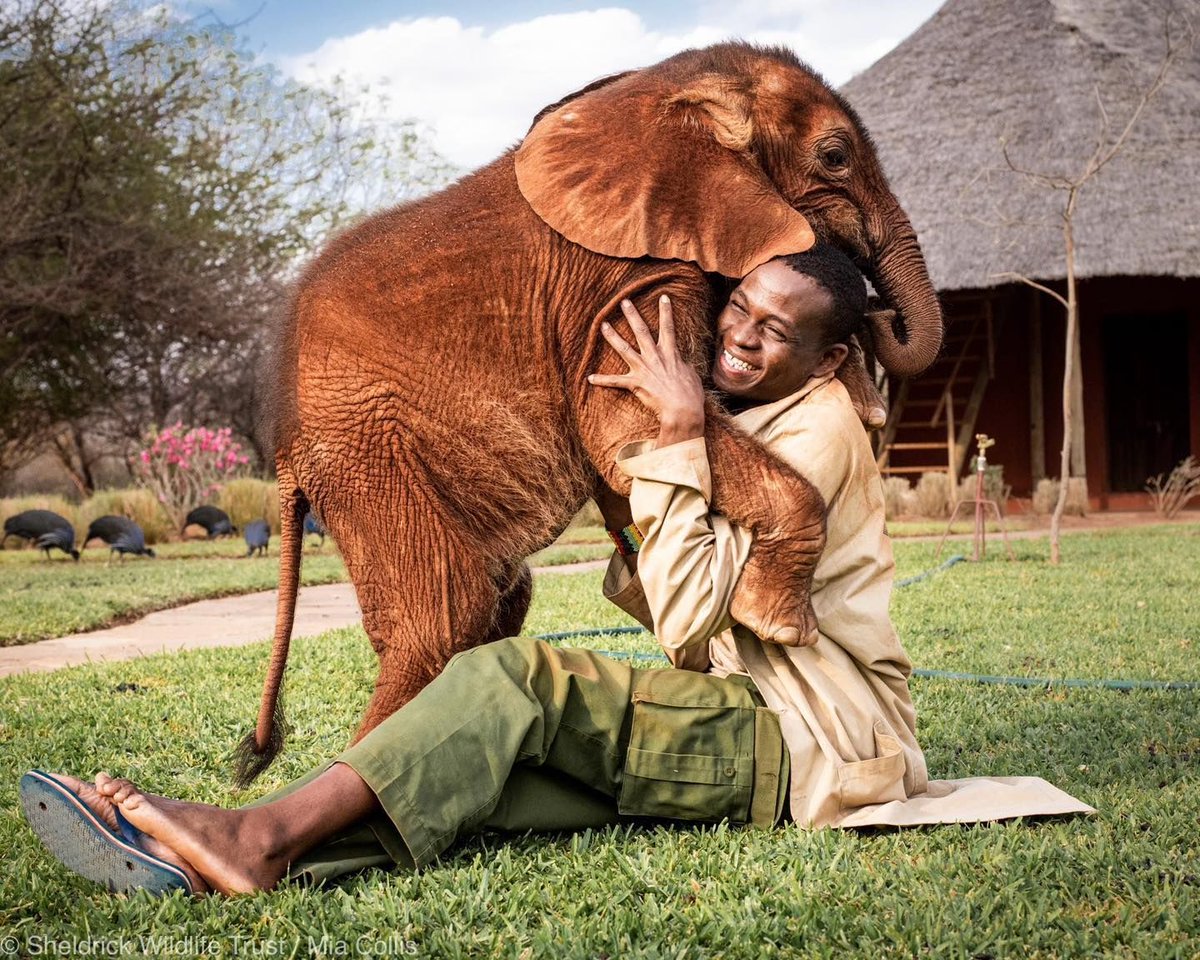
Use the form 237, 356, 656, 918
989, 272, 1069, 309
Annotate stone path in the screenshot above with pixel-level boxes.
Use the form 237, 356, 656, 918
0, 559, 610, 679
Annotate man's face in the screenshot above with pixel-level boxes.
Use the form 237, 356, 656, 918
712, 260, 846, 404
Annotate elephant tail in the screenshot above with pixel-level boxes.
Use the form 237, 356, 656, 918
232, 464, 306, 787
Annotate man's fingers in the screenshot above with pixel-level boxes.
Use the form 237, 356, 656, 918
620, 299, 660, 359
600, 321, 641, 364
655, 295, 677, 358
588, 373, 636, 390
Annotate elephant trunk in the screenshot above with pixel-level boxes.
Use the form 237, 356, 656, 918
864, 214, 944, 378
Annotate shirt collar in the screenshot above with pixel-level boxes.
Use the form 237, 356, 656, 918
730, 372, 836, 434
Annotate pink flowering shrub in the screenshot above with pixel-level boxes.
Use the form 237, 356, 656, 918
133, 422, 251, 531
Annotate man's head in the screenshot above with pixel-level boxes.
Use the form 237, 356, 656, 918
712, 244, 867, 405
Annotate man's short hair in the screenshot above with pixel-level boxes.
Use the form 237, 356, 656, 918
777, 245, 867, 346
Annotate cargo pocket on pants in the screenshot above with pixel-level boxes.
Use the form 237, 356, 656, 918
617, 691, 758, 824
836, 722, 908, 810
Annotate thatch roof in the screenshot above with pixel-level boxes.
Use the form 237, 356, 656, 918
841, 0, 1200, 291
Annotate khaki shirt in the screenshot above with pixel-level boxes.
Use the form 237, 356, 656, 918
604, 375, 1093, 828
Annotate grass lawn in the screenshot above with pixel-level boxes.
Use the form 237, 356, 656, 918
0, 545, 349, 646
0, 529, 613, 646
1, 524, 1197, 956
886, 516, 1036, 538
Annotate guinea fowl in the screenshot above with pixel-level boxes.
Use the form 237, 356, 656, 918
2, 510, 80, 561
303, 511, 326, 548
244, 519, 270, 558
84, 516, 156, 561
184, 505, 236, 539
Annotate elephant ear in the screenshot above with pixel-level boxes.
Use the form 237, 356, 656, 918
515, 72, 815, 278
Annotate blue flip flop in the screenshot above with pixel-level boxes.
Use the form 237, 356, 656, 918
20, 770, 195, 896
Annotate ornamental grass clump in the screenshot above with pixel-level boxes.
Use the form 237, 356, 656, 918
219, 477, 280, 534
1146, 455, 1200, 519
134, 423, 250, 533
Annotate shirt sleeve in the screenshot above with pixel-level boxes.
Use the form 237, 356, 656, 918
601, 552, 654, 632
769, 406, 854, 509
613, 437, 753, 668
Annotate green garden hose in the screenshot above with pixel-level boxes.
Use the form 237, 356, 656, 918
535, 553, 1200, 691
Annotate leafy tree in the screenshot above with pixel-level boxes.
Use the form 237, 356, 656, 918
0, 1, 454, 489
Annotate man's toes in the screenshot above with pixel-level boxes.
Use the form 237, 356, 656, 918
97, 774, 138, 800
49, 772, 120, 831
113, 786, 148, 811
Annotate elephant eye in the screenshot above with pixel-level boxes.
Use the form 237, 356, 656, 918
821, 146, 848, 169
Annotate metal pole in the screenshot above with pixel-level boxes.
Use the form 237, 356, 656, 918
974, 448, 986, 561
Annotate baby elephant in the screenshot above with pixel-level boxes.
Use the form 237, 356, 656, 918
244, 520, 270, 558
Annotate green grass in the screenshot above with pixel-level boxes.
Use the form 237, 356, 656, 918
0, 547, 348, 646
887, 516, 1036, 538
890, 525, 1200, 682
528, 525, 612, 567
1, 525, 1198, 955
0, 528, 613, 646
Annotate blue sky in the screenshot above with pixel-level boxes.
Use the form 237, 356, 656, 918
180, 1, 945, 170
185, 0, 707, 55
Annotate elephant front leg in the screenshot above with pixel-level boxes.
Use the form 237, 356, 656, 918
704, 409, 825, 646
579, 388, 826, 647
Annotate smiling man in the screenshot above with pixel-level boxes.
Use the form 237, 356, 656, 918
710, 255, 858, 409
595, 244, 1093, 827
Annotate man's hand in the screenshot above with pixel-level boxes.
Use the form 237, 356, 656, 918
588, 296, 706, 448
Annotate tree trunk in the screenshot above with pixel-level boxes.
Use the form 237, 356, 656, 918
1029, 293, 1045, 483
1049, 193, 1079, 564
1069, 320, 1087, 482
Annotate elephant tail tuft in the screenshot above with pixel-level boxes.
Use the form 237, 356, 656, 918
231, 690, 291, 788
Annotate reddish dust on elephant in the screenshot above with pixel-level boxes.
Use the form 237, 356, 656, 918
234, 42, 944, 783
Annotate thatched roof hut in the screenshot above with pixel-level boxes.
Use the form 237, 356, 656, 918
840, 0, 1200, 507
843, 0, 1200, 291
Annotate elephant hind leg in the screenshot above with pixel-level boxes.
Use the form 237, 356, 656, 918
340, 508, 511, 742
353, 558, 533, 741
483, 560, 533, 645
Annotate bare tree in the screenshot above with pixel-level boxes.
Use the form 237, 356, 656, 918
992, 9, 1191, 564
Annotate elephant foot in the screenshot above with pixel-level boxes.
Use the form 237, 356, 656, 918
729, 536, 822, 647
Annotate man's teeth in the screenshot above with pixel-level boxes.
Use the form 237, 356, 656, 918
724, 349, 756, 372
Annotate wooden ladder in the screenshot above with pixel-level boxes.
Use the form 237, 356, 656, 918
876, 300, 996, 497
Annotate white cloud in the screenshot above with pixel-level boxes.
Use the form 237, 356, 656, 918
280, 3, 939, 171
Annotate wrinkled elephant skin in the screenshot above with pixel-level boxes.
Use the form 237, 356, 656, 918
235, 42, 943, 783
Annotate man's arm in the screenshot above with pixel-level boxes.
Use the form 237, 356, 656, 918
615, 383, 858, 666
590, 297, 745, 669
612, 434, 753, 669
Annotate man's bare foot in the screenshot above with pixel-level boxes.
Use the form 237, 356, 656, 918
51, 774, 209, 894
95, 772, 289, 895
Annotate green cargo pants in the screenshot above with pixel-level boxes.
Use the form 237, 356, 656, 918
263, 637, 789, 883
